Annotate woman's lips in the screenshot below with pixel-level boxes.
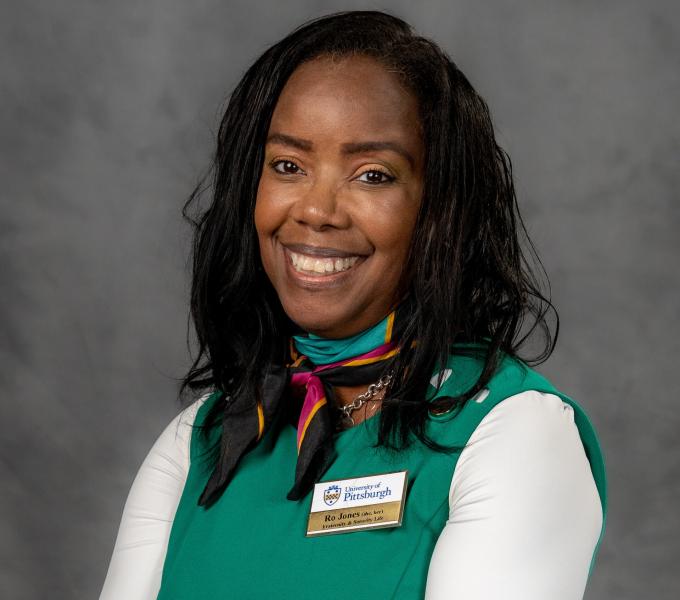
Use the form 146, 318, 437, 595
283, 242, 361, 259
284, 244, 365, 279
289, 250, 360, 275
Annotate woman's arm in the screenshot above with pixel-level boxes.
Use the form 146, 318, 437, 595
99, 395, 208, 600
425, 390, 603, 600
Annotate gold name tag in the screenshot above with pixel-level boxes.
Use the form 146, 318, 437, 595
306, 470, 408, 537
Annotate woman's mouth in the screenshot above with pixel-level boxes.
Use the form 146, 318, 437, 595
288, 250, 361, 275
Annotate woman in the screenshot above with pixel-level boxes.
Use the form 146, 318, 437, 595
101, 10, 607, 599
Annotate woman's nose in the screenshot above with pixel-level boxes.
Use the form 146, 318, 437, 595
289, 178, 351, 231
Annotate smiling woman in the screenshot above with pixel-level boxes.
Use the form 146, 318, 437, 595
100, 10, 607, 600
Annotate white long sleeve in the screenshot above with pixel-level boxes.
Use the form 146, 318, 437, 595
425, 390, 604, 599
100, 390, 603, 599
99, 396, 208, 600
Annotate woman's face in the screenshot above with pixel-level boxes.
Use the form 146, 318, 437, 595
255, 54, 425, 338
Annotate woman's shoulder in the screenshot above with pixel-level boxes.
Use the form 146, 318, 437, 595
427, 347, 598, 435
426, 347, 608, 524
178, 390, 216, 427
454, 389, 589, 469
152, 392, 216, 465
426, 348, 564, 432
167, 391, 215, 435
429, 345, 556, 398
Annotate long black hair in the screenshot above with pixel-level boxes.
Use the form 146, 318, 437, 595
180, 10, 558, 507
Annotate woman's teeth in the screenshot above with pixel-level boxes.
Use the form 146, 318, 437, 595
289, 251, 360, 275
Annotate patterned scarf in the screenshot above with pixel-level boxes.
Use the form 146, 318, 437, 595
209, 304, 406, 503
285, 306, 405, 500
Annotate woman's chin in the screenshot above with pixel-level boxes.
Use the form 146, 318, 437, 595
282, 301, 392, 340
286, 311, 355, 339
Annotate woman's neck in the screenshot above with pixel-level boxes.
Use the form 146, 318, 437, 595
333, 382, 387, 428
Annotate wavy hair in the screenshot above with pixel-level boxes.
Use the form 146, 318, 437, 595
179, 10, 558, 507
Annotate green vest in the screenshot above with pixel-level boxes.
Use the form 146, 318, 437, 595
157, 351, 607, 599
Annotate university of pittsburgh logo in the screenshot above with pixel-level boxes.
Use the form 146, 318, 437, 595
323, 484, 341, 506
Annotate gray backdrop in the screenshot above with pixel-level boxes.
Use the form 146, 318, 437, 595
2, 1, 678, 598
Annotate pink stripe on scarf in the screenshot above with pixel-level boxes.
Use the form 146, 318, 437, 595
291, 341, 396, 451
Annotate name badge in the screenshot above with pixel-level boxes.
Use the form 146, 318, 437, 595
306, 470, 408, 536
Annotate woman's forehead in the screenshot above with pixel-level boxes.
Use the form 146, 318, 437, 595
268, 55, 423, 159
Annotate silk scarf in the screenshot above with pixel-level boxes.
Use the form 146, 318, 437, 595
209, 304, 407, 504
285, 305, 406, 499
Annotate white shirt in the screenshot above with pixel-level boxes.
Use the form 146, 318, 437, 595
100, 390, 603, 599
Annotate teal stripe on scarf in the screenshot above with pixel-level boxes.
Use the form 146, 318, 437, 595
292, 311, 394, 366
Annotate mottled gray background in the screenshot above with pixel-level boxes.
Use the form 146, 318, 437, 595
1, 1, 678, 598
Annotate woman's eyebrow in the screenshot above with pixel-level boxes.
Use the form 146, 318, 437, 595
267, 132, 313, 151
342, 141, 415, 169
266, 132, 415, 168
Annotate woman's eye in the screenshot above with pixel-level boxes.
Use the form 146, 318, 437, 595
357, 169, 395, 185
271, 160, 303, 175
